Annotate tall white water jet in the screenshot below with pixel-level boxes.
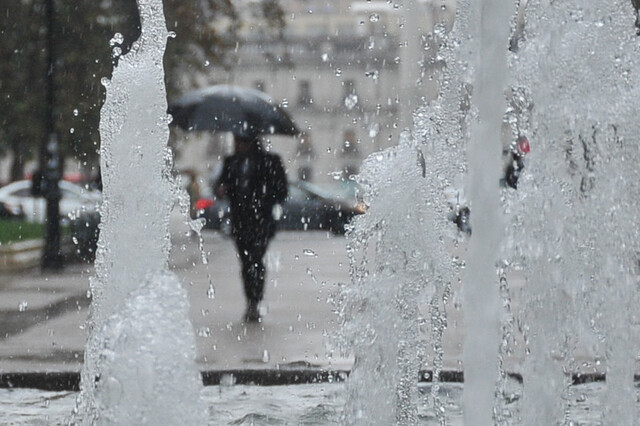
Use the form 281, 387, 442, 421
338, 2, 464, 424
462, 0, 513, 423
73, 0, 205, 423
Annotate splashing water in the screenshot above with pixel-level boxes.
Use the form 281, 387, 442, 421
56, 0, 640, 424
509, 2, 640, 424
338, 133, 441, 425
340, 0, 640, 424
72, 0, 205, 423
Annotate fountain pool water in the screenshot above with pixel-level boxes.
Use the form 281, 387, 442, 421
1, 378, 632, 425
4, 0, 640, 425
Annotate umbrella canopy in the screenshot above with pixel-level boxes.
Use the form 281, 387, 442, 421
168, 85, 299, 138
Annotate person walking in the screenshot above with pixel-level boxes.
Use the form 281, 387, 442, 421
215, 134, 288, 323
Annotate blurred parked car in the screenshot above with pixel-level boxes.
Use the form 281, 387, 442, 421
0, 200, 24, 220
0, 180, 101, 224
197, 180, 366, 235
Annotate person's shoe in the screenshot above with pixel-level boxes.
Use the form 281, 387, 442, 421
244, 302, 261, 323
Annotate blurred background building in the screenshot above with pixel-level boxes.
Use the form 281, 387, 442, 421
172, 0, 455, 190
0, 0, 455, 188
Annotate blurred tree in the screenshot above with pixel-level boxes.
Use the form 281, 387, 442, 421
0, 0, 283, 181
259, 0, 286, 38
0, 1, 47, 181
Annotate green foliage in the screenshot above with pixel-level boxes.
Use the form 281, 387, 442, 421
0, 219, 70, 244
0, 0, 284, 180
0, 219, 45, 244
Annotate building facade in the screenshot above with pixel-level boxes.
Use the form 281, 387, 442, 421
172, 0, 455, 190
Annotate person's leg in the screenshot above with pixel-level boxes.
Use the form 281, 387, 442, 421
236, 237, 270, 321
245, 239, 270, 300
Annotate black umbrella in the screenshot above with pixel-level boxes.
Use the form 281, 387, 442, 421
168, 85, 299, 138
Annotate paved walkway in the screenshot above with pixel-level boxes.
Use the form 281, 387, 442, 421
0, 212, 612, 380
0, 213, 353, 374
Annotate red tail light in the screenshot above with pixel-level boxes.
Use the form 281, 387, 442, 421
517, 136, 530, 155
195, 198, 214, 210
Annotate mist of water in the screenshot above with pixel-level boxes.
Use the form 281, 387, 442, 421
72, 0, 205, 423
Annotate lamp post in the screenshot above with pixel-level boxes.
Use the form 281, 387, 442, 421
41, 0, 63, 270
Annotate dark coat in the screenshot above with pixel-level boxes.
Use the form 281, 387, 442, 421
216, 149, 288, 242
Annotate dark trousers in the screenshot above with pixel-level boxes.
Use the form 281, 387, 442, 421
235, 236, 271, 305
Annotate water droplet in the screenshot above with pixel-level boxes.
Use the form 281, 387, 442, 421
321, 53, 329, 62
368, 123, 380, 138
261, 350, 270, 363
303, 249, 317, 257
204, 60, 210, 67
101, 77, 111, 88
329, 171, 343, 181
207, 284, 215, 299
18, 301, 28, 312
344, 94, 359, 110
220, 374, 235, 387
335, 68, 342, 77
112, 46, 122, 58
70, 128, 75, 134
73, 109, 79, 116
109, 32, 124, 46
369, 13, 380, 22
197, 326, 211, 337
365, 70, 379, 80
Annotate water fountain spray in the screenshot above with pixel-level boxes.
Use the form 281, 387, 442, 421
73, 1, 205, 424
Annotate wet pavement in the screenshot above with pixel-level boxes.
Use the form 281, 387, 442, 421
0, 212, 611, 380
0, 213, 353, 374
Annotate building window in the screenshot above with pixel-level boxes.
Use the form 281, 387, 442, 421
341, 79, 358, 109
298, 80, 312, 105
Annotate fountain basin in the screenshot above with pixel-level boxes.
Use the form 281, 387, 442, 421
1, 373, 634, 425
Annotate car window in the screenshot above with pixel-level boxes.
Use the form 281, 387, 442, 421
11, 188, 32, 198
287, 186, 312, 202
61, 188, 84, 201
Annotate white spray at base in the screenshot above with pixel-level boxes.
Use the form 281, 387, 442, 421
72, 0, 206, 424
